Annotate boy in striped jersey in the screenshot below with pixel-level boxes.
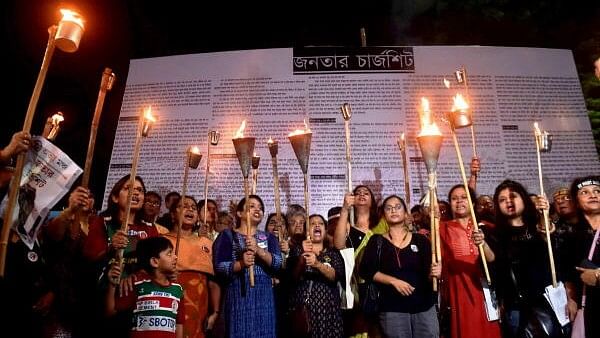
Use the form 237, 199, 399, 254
106, 237, 184, 338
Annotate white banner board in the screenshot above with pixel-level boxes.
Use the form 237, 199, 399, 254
104, 46, 600, 219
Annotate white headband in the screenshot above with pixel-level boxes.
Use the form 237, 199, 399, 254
576, 179, 600, 191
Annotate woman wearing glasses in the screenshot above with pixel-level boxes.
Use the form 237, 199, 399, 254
359, 195, 440, 338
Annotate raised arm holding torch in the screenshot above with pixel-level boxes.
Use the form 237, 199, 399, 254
341, 103, 355, 228
447, 97, 491, 284
113, 107, 155, 284
175, 147, 202, 255
0, 7, 85, 276
232, 120, 256, 287
75, 68, 115, 234
455, 66, 478, 158
533, 122, 557, 287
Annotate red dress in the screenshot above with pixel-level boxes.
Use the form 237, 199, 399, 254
440, 219, 501, 338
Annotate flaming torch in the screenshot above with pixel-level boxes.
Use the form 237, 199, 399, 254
447, 96, 491, 284
340, 103, 355, 227
175, 146, 202, 255
252, 153, 260, 194
453, 67, 478, 158
113, 107, 155, 283
41, 112, 65, 141
76, 68, 115, 235
0, 8, 85, 276
268, 138, 285, 242
397, 132, 411, 207
416, 98, 443, 291
203, 130, 220, 239
288, 119, 312, 240
232, 120, 256, 287
534, 122, 557, 287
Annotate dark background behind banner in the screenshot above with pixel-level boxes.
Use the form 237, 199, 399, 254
2, 0, 599, 209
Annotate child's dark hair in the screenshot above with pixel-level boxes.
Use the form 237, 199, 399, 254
136, 237, 173, 273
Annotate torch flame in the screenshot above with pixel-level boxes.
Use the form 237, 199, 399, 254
533, 122, 541, 136
143, 106, 156, 122
451, 94, 469, 112
419, 97, 432, 130
443, 78, 451, 89
190, 146, 201, 154
268, 137, 273, 144
234, 120, 246, 139
288, 118, 312, 136
401, 132, 405, 141
418, 123, 443, 137
59, 9, 84, 29
51, 112, 64, 125
418, 97, 442, 137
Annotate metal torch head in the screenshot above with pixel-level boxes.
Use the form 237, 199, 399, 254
341, 103, 352, 121
188, 147, 203, 169
537, 131, 552, 152
288, 132, 312, 174
267, 139, 278, 157
448, 110, 473, 129
417, 134, 443, 174
105, 69, 116, 91
209, 130, 220, 146
232, 137, 256, 178
141, 120, 154, 137
455, 68, 466, 84
252, 155, 260, 169
55, 9, 85, 53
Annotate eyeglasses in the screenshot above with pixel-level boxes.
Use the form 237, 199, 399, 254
553, 195, 571, 202
144, 201, 160, 207
384, 204, 403, 212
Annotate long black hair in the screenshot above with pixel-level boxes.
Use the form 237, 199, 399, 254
234, 195, 265, 227
353, 185, 379, 228
380, 194, 411, 230
447, 184, 476, 220
569, 174, 600, 220
100, 174, 146, 223
493, 179, 539, 232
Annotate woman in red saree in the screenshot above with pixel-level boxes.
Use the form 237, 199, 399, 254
440, 184, 501, 338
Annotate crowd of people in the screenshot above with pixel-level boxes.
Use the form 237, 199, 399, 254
0, 56, 598, 338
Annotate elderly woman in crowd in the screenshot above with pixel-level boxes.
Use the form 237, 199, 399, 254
565, 175, 600, 338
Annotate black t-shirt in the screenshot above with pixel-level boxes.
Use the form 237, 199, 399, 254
346, 226, 367, 249
497, 225, 557, 305
359, 233, 435, 313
